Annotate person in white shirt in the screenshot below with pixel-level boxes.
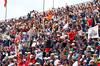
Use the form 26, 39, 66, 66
35, 49, 43, 60
54, 56, 59, 66
18, 41, 23, 51
72, 61, 78, 66
8, 60, 14, 66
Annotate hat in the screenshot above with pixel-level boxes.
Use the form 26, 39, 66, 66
90, 60, 94, 63
50, 53, 54, 55
73, 40, 76, 42
71, 43, 75, 45
54, 56, 58, 58
25, 52, 27, 54
73, 20, 76, 22
23, 59, 26, 61
29, 63, 33, 65
87, 46, 91, 48
35, 62, 40, 65
93, 54, 97, 56
44, 57, 48, 60
69, 51, 73, 54
19, 52, 22, 55
28, 52, 31, 54
83, 60, 87, 63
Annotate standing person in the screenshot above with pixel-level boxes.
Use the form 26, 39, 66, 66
45, 37, 53, 53
88, 16, 92, 28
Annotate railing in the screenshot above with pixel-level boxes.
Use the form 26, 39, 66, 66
0, 0, 93, 23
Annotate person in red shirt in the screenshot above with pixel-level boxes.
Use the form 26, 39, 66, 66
18, 61, 23, 66
69, 30, 75, 41
30, 55, 36, 64
22, 59, 26, 66
88, 17, 92, 28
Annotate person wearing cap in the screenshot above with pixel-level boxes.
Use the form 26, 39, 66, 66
85, 46, 93, 56
22, 59, 26, 66
59, 57, 65, 65
85, 53, 91, 64
88, 60, 96, 66
30, 55, 36, 64
8, 60, 14, 66
35, 62, 41, 66
50, 60, 54, 66
54, 55, 59, 66
67, 51, 73, 60
73, 51, 79, 60
83, 60, 88, 66
93, 54, 99, 65
29, 63, 33, 66
13, 59, 17, 64
93, 44, 99, 55
50, 53, 54, 61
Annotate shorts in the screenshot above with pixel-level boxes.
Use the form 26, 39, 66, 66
46, 48, 50, 53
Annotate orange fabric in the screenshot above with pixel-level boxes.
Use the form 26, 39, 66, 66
49, 14, 52, 20
46, 16, 49, 20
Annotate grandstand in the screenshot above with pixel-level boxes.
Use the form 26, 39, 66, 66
0, 0, 100, 66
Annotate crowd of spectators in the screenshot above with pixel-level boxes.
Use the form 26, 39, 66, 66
0, 0, 100, 66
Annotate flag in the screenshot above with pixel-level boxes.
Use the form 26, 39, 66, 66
4, 0, 7, 7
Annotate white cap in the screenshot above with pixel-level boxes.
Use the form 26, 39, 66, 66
44, 57, 48, 60
14, 59, 17, 61
19, 52, 22, 54
69, 51, 73, 53
50, 53, 54, 55
54, 56, 58, 58
87, 46, 91, 48
25, 52, 27, 54
23, 59, 26, 61
84, 60, 87, 63
71, 43, 75, 45
90, 60, 94, 63
29, 63, 33, 65
35, 62, 39, 65
28, 52, 31, 54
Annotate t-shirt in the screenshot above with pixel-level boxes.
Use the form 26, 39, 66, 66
54, 59, 59, 66
88, 19, 92, 26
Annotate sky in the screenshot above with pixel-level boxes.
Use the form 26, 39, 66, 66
0, 0, 92, 21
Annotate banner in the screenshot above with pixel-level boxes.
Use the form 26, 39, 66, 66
88, 25, 99, 39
